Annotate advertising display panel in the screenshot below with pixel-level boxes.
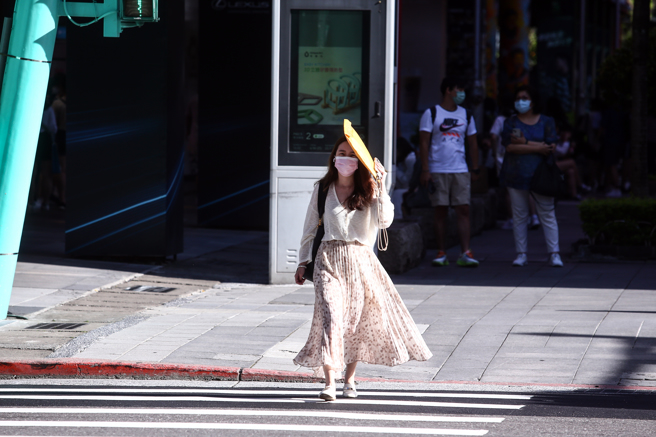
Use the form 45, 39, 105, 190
270, 0, 394, 284
289, 10, 368, 153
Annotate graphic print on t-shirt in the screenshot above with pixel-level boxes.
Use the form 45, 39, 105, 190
439, 118, 464, 134
419, 105, 477, 173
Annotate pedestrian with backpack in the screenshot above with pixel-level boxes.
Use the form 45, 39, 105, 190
419, 77, 481, 267
294, 136, 432, 401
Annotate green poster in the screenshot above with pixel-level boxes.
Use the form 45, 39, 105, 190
290, 10, 366, 153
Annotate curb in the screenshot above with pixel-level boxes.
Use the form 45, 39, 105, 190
0, 360, 240, 381
1, 360, 654, 391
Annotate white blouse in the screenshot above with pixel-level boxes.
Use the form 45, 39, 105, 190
299, 182, 395, 263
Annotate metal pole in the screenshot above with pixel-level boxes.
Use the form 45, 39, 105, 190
615, 0, 620, 49
474, 0, 481, 83
0, 0, 59, 319
631, 0, 650, 197
577, 0, 586, 116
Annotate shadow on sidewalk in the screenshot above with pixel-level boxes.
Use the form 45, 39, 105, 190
17, 200, 656, 289
513, 331, 656, 387
19, 208, 270, 284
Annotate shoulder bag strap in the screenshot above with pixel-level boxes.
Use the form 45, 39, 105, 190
317, 181, 327, 222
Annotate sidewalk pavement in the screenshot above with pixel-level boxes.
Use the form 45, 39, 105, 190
2, 201, 655, 388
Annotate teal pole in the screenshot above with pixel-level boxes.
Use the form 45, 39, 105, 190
0, 0, 59, 319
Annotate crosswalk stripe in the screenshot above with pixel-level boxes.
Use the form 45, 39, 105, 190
0, 421, 489, 435
0, 394, 524, 409
0, 388, 532, 400
0, 407, 505, 423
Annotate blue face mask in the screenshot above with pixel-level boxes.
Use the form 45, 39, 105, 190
453, 91, 466, 105
515, 99, 532, 114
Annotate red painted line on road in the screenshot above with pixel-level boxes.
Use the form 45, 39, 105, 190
0, 360, 240, 381
0, 360, 653, 391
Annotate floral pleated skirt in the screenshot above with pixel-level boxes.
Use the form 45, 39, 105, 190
293, 240, 433, 375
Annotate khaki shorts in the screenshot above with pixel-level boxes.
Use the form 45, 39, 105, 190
429, 172, 471, 206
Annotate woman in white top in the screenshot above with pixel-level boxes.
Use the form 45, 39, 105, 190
294, 136, 433, 401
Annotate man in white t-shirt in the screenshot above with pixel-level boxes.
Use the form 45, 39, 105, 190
419, 77, 480, 267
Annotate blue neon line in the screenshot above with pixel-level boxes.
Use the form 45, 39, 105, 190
197, 180, 269, 210
65, 194, 166, 234
199, 194, 270, 226
67, 128, 140, 144
66, 151, 185, 235
65, 213, 166, 254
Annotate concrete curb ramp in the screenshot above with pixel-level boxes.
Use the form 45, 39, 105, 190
1, 360, 655, 392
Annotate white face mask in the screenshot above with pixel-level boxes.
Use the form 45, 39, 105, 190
334, 156, 359, 177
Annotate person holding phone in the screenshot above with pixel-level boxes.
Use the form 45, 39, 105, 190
500, 85, 563, 267
294, 136, 432, 401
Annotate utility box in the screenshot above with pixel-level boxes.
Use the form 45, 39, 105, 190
269, 0, 396, 284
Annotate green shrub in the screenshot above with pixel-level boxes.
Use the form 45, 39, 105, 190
578, 198, 656, 246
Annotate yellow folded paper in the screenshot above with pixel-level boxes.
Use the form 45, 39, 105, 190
343, 119, 376, 177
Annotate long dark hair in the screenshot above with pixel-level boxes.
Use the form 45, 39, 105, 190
318, 135, 375, 211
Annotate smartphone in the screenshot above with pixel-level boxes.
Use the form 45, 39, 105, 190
512, 128, 522, 138
428, 180, 436, 194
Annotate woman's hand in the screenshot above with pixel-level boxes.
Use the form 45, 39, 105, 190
510, 131, 527, 144
294, 265, 307, 285
374, 158, 387, 184
538, 143, 554, 156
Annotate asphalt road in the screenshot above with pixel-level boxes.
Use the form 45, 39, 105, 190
0, 381, 653, 436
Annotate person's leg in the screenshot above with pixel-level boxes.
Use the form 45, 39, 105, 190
532, 192, 560, 255
430, 173, 450, 252
59, 156, 66, 204
528, 194, 537, 216
450, 173, 471, 253
38, 161, 52, 209
452, 173, 478, 266
507, 188, 529, 254
344, 362, 357, 385
557, 160, 577, 197
454, 204, 470, 253
323, 366, 335, 388
434, 205, 448, 251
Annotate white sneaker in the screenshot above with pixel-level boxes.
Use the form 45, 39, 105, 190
457, 250, 479, 267
529, 215, 540, 230
513, 253, 528, 267
501, 219, 514, 230
342, 383, 358, 398
431, 251, 449, 267
319, 385, 336, 401
549, 253, 564, 267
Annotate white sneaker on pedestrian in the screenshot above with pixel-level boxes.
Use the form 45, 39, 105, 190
529, 214, 540, 230
513, 253, 528, 267
342, 383, 358, 398
501, 219, 514, 230
457, 250, 479, 267
319, 385, 336, 401
431, 251, 449, 267
548, 253, 564, 267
